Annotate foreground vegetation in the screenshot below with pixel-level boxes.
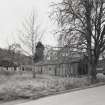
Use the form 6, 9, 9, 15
0, 69, 104, 102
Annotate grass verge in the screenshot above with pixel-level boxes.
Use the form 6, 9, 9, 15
0, 71, 104, 102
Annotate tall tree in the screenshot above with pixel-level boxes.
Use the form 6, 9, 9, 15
19, 10, 45, 78
19, 10, 45, 57
51, 0, 105, 82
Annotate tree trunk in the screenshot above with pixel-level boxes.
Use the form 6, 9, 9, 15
32, 59, 36, 78
91, 64, 97, 83
88, 63, 97, 83
32, 64, 36, 78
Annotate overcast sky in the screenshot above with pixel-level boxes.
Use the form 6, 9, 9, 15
0, 0, 59, 49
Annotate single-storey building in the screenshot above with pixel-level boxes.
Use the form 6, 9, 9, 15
0, 58, 19, 71
34, 56, 88, 77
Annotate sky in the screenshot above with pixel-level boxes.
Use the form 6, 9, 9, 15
0, 0, 59, 49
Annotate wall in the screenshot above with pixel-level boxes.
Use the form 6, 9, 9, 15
35, 62, 79, 77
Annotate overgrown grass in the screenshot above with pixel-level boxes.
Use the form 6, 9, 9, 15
0, 70, 104, 102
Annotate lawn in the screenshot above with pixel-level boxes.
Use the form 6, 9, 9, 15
0, 69, 104, 102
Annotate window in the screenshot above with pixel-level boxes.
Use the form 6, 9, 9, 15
49, 67, 51, 71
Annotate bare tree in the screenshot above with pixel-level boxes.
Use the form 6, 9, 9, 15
8, 43, 21, 53
51, 0, 105, 82
7, 43, 22, 64
19, 10, 45, 78
19, 11, 44, 55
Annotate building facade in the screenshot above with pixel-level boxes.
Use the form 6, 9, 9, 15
34, 56, 88, 77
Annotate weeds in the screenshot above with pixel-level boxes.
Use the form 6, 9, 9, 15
0, 71, 104, 101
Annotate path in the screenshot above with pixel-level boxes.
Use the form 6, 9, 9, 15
16, 85, 105, 105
